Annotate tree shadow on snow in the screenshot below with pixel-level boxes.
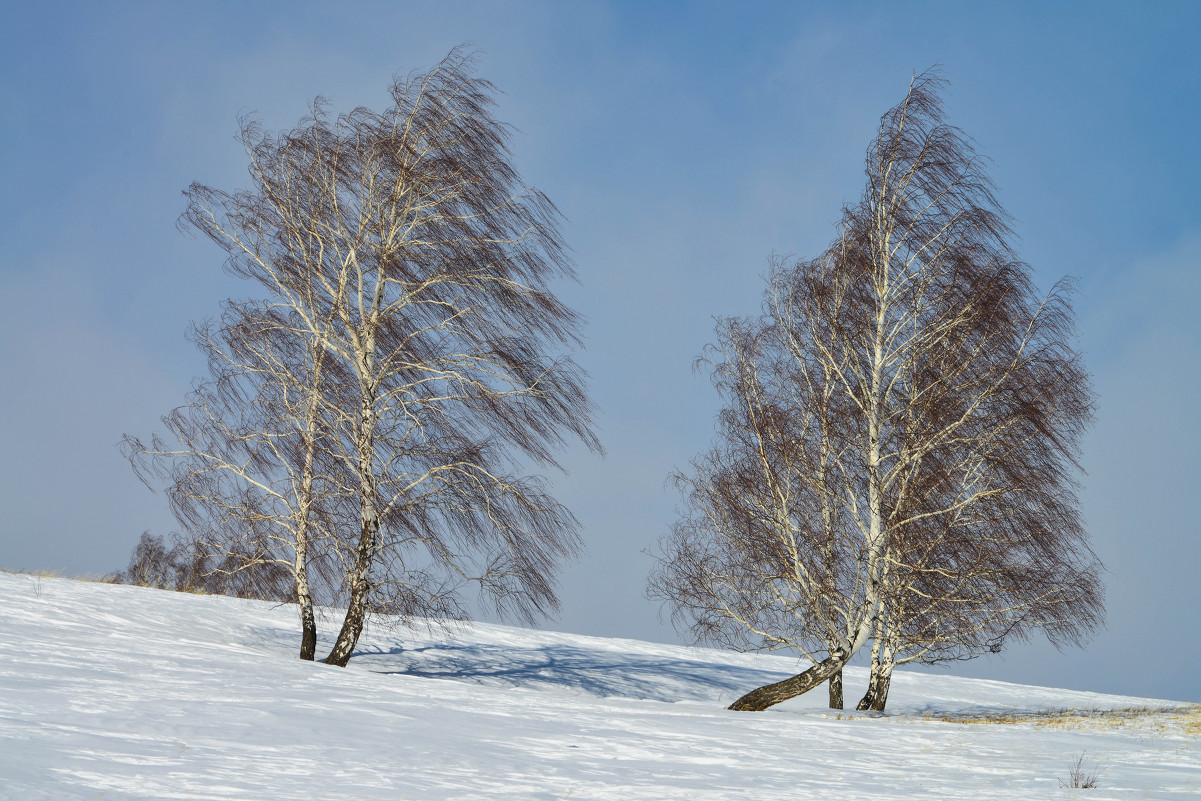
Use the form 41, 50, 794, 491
348, 641, 784, 703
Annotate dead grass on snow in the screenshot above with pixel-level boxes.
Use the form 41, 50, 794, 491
924, 704, 1201, 736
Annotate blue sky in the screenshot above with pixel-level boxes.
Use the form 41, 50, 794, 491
2, 0, 1198, 702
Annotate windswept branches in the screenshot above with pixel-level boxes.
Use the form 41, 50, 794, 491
652, 69, 1101, 713
650, 237, 874, 711
123, 298, 353, 659
846, 71, 1102, 710
174, 47, 601, 666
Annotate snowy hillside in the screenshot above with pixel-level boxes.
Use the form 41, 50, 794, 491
1, 572, 1196, 800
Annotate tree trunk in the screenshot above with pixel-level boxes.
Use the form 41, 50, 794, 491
324, 336, 380, 668
295, 513, 317, 660
299, 593, 318, 661
728, 653, 848, 711
294, 448, 317, 661
323, 515, 377, 666
828, 667, 844, 709
856, 661, 893, 711
857, 612, 895, 711
297, 343, 325, 662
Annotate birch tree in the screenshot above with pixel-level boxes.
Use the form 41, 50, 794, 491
842, 72, 1102, 710
124, 298, 352, 660
652, 70, 1101, 712
648, 238, 871, 711
180, 48, 601, 667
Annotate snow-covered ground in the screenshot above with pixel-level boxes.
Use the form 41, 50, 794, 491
1, 572, 1196, 800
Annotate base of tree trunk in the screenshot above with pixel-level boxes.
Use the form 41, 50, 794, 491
856, 667, 892, 711
728, 654, 846, 712
325, 515, 377, 667
828, 667, 844, 709
324, 598, 364, 667
299, 604, 317, 661
325, 576, 370, 667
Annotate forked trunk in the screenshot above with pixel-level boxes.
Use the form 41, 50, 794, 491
857, 608, 895, 711
828, 667, 844, 710
728, 653, 848, 712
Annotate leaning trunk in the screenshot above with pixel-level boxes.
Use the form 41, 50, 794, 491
729, 653, 849, 712
323, 513, 377, 666
324, 436, 379, 665
324, 340, 380, 668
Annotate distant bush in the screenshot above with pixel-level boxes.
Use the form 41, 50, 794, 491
115, 532, 176, 589
110, 532, 294, 602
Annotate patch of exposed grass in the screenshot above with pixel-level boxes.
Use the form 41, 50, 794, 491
1, 567, 120, 583
2, 567, 62, 578
1182, 706, 1201, 736
925, 704, 1201, 736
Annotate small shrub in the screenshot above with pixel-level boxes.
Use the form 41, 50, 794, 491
1060, 753, 1100, 789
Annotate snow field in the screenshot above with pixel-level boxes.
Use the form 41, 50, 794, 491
0, 571, 1197, 799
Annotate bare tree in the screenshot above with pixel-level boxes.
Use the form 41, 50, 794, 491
124, 298, 352, 659
112, 532, 180, 591
649, 241, 865, 710
180, 47, 601, 667
651, 70, 1101, 713
841, 71, 1102, 710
